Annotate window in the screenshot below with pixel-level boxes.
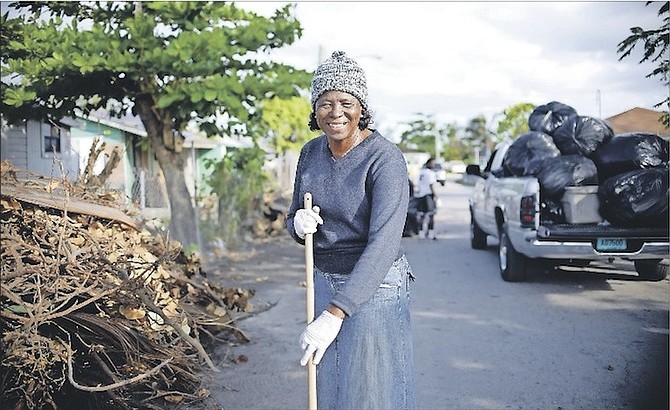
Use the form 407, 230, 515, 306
43, 123, 61, 153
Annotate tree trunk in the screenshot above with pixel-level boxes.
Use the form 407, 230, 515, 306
134, 96, 198, 248
160, 155, 198, 248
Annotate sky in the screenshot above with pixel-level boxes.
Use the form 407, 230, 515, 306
239, 1, 667, 139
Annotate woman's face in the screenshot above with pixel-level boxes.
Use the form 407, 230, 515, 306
315, 90, 362, 141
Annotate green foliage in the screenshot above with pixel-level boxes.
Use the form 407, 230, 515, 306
204, 145, 268, 247
1, 1, 310, 132
396, 105, 539, 164
397, 113, 452, 159
495, 102, 535, 142
395, 104, 550, 165
397, 113, 494, 163
0, 1, 310, 245
260, 96, 319, 154
453, 115, 496, 164
463, 116, 494, 153
3, 87, 36, 107
617, 1, 669, 126
441, 124, 470, 161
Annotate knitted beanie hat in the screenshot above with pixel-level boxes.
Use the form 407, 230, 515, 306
310, 50, 368, 111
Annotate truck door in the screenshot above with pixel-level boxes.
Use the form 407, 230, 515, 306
479, 149, 502, 234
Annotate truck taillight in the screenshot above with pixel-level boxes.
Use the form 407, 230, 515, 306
520, 195, 536, 228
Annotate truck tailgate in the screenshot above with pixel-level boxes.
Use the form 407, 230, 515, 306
537, 224, 669, 254
537, 224, 669, 240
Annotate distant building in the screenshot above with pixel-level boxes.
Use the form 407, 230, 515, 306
606, 107, 669, 137
1, 110, 250, 217
1, 117, 79, 179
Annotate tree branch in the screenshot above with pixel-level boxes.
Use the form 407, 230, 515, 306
64, 341, 172, 392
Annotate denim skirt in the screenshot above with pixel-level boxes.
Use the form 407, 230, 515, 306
314, 255, 416, 410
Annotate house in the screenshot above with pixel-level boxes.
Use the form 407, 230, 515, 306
605, 107, 669, 137
71, 110, 173, 213
71, 110, 255, 216
1, 111, 249, 217
1, 117, 79, 179
1, 113, 169, 212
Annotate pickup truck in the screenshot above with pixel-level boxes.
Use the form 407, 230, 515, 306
467, 140, 669, 282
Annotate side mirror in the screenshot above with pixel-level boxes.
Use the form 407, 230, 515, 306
465, 164, 481, 177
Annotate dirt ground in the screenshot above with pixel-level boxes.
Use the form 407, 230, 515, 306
193, 234, 309, 410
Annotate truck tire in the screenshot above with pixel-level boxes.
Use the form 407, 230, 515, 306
470, 211, 487, 249
499, 225, 527, 282
634, 259, 669, 281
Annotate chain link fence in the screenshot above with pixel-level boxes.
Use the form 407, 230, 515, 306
129, 167, 168, 209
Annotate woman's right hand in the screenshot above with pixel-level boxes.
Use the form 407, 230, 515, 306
294, 206, 323, 239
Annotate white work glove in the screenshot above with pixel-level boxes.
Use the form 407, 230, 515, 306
299, 310, 343, 366
294, 206, 323, 239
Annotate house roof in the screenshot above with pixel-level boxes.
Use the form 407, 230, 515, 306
77, 111, 147, 137
182, 131, 253, 150
605, 107, 669, 136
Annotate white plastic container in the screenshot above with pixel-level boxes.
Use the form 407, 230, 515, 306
561, 186, 603, 224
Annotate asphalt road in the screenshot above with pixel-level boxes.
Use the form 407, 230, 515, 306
205, 173, 669, 410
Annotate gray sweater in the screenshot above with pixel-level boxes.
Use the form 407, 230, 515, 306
286, 130, 409, 316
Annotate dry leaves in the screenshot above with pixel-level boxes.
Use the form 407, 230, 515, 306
0, 162, 254, 410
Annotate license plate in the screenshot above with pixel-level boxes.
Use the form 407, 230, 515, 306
596, 238, 627, 251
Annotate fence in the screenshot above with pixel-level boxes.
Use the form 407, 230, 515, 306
129, 167, 169, 209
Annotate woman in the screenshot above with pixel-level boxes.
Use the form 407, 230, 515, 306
416, 157, 439, 240
286, 50, 416, 410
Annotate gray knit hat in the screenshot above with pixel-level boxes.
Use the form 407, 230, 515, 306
310, 50, 368, 111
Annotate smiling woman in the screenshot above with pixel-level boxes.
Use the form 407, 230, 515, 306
308, 50, 374, 159
286, 50, 416, 409
314, 91, 368, 159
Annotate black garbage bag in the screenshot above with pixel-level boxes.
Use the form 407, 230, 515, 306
598, 167, 669, 228
503, 131, 561, 176
537, 155, 599, 199
552, 114, 614, 157
540, 197, 566, 224
528, 101, 578, 135
592, 132, 669, 180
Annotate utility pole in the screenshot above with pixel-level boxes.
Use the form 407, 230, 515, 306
317, 45, 324, 64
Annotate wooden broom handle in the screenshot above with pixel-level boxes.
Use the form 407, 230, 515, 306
303, 192, 317, 410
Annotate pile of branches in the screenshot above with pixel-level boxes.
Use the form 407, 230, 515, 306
0, 162, 254, 410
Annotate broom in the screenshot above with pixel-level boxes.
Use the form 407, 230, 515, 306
303, 192, 317, 410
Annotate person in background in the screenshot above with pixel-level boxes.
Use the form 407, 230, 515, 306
416, 157, 439, 240
404, 178, 420, 237
286, 50, 416, 409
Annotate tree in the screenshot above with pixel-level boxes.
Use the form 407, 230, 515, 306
440, 122, 466, 161
204, 144, 267, 247
1, 1, 312, 247
463, 115, 494, 157
617, 1, 669, 126
397, 113, 450, 159
260, 96, 319, 155
495, 102, 535, 142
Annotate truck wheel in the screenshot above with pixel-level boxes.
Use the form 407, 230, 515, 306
499, 226, 527, 282
470, 211, 487, 249
634, 259, 669, 281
